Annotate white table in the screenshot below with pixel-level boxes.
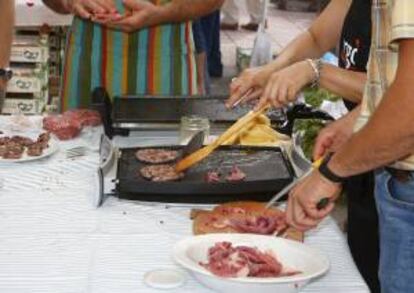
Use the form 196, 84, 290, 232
16, 0, 73, 27
0, 116, 369, 293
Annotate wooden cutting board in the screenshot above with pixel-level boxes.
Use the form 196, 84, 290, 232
191, 201, 304, 242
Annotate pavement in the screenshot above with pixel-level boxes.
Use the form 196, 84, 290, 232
211, 2, 315, 95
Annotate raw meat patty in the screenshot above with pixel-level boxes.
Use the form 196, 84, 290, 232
135, 149, 179, 164
27, 143, 44, 157
139, 164, 184, 182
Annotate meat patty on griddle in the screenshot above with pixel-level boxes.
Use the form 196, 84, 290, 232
135, 148, 179, 164
139, 164, 184, 182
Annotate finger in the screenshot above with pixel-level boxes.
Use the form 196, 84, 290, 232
276, 84, 289, 106
227, 84, 252, 108
313, 136, 333, 161
286, 86, 297, 103
269, 84, 284, 109
285, 194, 294, 228
81, 1, 106, 14
73, 4, 92, 19
247, 87, 262, 101
97, 0, 117, 13
122, 0, 147, 10
291, 195, 317, 231
307, 201, 336, 219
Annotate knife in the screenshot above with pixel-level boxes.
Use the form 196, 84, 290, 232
266, 157, 329, 209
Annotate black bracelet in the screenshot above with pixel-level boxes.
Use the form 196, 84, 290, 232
318, 153, 347, 183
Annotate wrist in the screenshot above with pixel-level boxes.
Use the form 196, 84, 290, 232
149, 4, 170, 26
318, 153, 348, 184
305, 58, 322, 87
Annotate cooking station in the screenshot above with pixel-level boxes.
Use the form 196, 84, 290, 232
93, 92, 295, 205
0, 107, 369, 292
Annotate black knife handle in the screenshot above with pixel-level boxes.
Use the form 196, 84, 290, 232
317, 197, 330, 210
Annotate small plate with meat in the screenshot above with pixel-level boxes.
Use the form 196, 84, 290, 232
0, 132, 58, 163
173, 233, 329, 293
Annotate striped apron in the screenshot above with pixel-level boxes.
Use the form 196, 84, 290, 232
60, 0, 198, 111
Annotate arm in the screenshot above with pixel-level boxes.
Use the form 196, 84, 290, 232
42, 0, 71, 14
265, 0, 351, 72
329, 39, 414, 176
154, 0, 224, 23
227, 0, 352, 106
0, 0, 14, 91
106, 0, 224, 32
319, 65, 366, 103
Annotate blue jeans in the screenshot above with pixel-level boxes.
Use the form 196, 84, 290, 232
375, 169, 414, 293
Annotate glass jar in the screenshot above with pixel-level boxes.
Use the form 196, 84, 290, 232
179, 115, 210, 144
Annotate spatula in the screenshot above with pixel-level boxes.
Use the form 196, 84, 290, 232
175, 104, 270, 172
181, 131, 205, 158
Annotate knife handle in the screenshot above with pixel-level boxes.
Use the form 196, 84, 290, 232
316, 197, 330, 210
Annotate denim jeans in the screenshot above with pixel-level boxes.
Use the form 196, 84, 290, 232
375, 169, 414, 293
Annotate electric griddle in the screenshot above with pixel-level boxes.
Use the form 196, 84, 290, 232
93, 136, 295, 206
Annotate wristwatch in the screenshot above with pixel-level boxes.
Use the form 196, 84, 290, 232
0, 68, 13, 82
318, 153, 347, 183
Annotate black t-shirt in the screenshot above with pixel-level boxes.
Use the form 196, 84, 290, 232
338, 0, 372, 110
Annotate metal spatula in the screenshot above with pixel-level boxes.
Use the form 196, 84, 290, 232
181, 131, 205, 158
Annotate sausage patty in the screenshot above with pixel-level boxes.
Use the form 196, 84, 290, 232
139, 164, 184, 182
135, 148, 179, 164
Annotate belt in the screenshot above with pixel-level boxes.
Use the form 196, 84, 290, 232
385, 167, 414, 183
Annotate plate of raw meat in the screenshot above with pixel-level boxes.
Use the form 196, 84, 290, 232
173, 233, 329, 293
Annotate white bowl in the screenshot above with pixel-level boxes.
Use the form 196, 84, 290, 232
173, 233, 329, 293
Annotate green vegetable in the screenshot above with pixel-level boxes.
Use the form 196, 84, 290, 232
294, 119, 327, 161
303, 87, 340, 108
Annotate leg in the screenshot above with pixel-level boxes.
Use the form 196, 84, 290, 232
201, 11, 223, 78
221, 0, 239, 26
375, 169, 414, 293
346, 173, 381, 293
246, 0, 263, 25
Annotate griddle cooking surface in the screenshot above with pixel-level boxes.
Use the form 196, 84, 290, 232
116, 146, 294, 203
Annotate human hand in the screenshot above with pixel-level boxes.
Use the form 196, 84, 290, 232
254, 60, 315, 110
65, 0, 117, 19
101, 0, 160, 32
286, 170, 342, 231
312, 113, 355, 161
226, 65, 273, 108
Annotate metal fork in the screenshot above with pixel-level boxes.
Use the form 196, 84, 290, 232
66, 146, 88, 158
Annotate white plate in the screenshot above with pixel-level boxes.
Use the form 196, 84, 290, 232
0, 137, 59, 163
173, 233, 329, 293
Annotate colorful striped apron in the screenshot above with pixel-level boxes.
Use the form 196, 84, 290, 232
60, 0, 199, 111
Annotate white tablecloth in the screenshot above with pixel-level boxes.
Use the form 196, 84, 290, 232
0, 116, 369, 293
16, 0, 73, 27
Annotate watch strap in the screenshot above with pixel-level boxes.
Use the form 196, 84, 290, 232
318, 153, 346, 183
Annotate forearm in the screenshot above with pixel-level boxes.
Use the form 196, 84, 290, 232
42, 0, 71, 14
154, 0, 223, 24
319, 65, 366, 103
329, 80, 414, 176
0, 0, 14, 91
328, 40, 414, 176
264, 32, 326, 73
262, 0, 350, 73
